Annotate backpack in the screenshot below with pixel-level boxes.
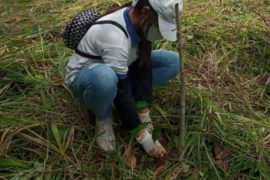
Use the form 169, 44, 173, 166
62, 9, 128, 59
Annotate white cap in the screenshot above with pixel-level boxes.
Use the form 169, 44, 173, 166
132, 0, 183, 42
150, 0, 183, 41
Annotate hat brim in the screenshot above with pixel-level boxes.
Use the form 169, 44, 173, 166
158, 16, 177, 42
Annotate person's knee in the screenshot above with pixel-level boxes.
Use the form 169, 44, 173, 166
167, 50, 180, 65
85, 65, 118, 98
165, 51, 180, 75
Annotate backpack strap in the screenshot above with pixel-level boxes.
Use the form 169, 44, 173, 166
93, 20, 129, 38
75, 49, 102, 59
75, 20, 129, 59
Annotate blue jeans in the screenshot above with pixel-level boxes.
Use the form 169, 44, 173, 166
71, 50, 180, 120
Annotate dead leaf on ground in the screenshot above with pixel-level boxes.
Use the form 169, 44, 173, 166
128, 155, 137, 170
164, 148, 179, 160
165, 162, 195, 180
165, 164, 182, 180
213, 142, 231, 159
155, 165, 165, 177
214, 159, 229, 172
123, 146, 137, 172
213, 141, 231, 172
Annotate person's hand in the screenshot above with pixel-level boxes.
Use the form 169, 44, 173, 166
148, 140, 166, 158
136, 129, 166, 158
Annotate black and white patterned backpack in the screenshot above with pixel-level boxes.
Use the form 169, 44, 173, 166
62, 9, 128, 59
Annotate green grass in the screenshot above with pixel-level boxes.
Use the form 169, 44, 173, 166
0, 0, 269, 179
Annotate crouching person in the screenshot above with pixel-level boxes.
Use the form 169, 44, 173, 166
65, 0, 183, 158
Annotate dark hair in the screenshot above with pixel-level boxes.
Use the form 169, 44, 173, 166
102, 2, 132, 16
133, 0, 152, 13
133, 0, 158, 23
133, 0, 157, 69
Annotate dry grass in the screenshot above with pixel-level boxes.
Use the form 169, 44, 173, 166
0, 0, 269, 179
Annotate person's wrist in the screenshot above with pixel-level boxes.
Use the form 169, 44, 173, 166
138, 108, 153, 133
139, 108, 150, 114
136, 128, 146, 137
134, 101, 149, 112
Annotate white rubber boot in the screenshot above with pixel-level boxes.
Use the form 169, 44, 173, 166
96, 116, 116, 151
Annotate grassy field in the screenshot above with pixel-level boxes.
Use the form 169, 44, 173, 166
0, 0, 269, 179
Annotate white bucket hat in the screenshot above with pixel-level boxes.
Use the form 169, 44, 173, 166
132, 0, 183, 41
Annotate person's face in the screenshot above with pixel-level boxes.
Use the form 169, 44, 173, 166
139, 6, 162, 41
